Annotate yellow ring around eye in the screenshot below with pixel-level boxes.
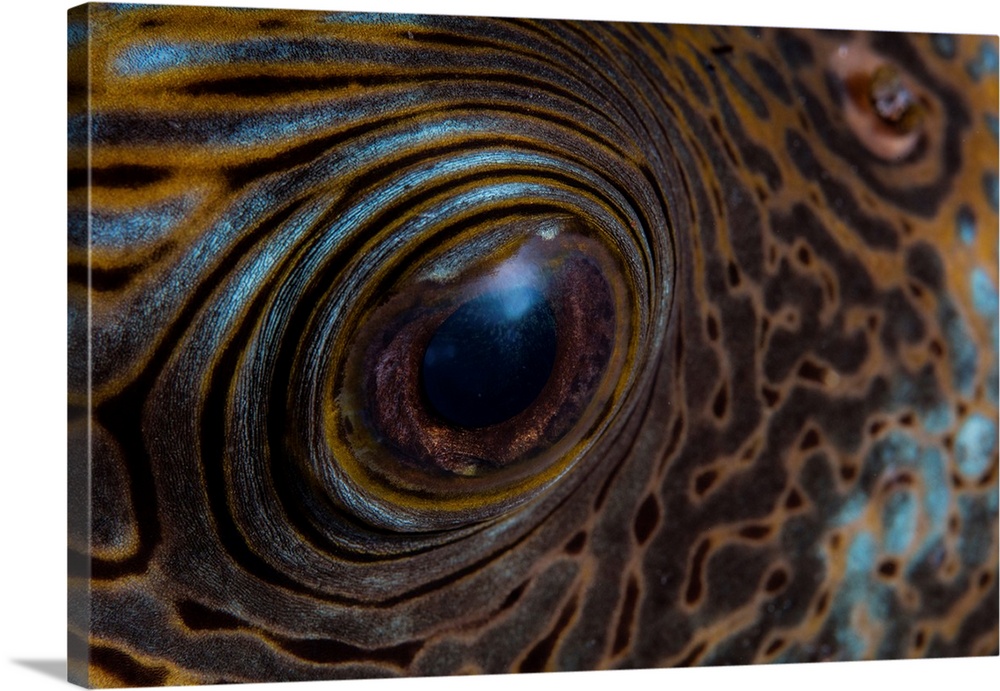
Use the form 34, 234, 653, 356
317, 208, 646, 530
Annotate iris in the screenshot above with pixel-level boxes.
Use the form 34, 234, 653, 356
421, 285, 557, 428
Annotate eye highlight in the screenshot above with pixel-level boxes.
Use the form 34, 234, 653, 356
421, 284, 557, 430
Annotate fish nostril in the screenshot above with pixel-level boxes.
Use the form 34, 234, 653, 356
869, 65, 923, 132
829, 42, 927, 162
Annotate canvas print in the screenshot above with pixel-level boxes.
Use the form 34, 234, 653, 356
67, 2, 999, 687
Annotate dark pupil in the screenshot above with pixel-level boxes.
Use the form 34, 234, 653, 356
421, 286, 557, 429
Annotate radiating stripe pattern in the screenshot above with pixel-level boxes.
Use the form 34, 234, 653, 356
67, 4, 999, 687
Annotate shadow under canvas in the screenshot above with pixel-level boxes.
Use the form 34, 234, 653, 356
12, 659, 67, 682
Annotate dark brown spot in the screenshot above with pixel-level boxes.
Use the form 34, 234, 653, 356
518, 595, 579, 673
500, 582, 529, 611
684, 539, 711, 605
713, 385, 729, 418
694, 470, 718, 496
878, 560, 898, 578
612, 576, 640, 655
797, 246, 812, 266
785, 488, 805, 509
178, 600, 245, 631
706, 314, 720, 341
884, 472, 914, 489
727, 260, 742, 287
633, 496, 660, 545
676, 641, 708, 667
765, 638, 785, 656
739, 524, 772, 540
709, 115, 740, 167
800, 428, 821, 450
90, 645, 169, 687
815, 590, 830, 616
840, 465, 858, 481
762, 386, 780, 407
565, 532, 587, 555
798, 360, 828, 384
658, 415, 686, 474
765, 568, 789, 593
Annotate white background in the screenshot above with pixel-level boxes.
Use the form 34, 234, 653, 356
2, 0, 997, 689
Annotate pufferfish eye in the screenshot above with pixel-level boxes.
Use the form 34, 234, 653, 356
315, 217, 639, 532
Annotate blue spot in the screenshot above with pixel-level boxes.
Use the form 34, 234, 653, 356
836, 494, 869, 526
68, 208, 87, 249
872, 430, 922, 468
68, 20, 87, 50
107, 3, 155, 12
835, 626, 866, 660
882, 490, 917, 555
971, 269, 999, 318
922, 402, 954, 435
114, 39, 362, 76
967, 39, 1000, 81
984, 171, 999, 212
115, 42, 195, 75
956, 205, 977, 245
91, 196, 200, 249
940, 300, 979, 396
957, 495, 995, 568
862, 432, 950, 573
888, 367, 952, 435
987, 114, 1000, 143
867, 584, 893, 621
325, 12, 422, 24
846, 532, 877, 575
981, 41, 999, 71
67, 115, 88, 147
955, 414, 997, 480
920, 447, 949, 534
931, 34, 957, 59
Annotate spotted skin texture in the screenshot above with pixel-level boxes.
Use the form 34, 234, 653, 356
67, 3, 999, 688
